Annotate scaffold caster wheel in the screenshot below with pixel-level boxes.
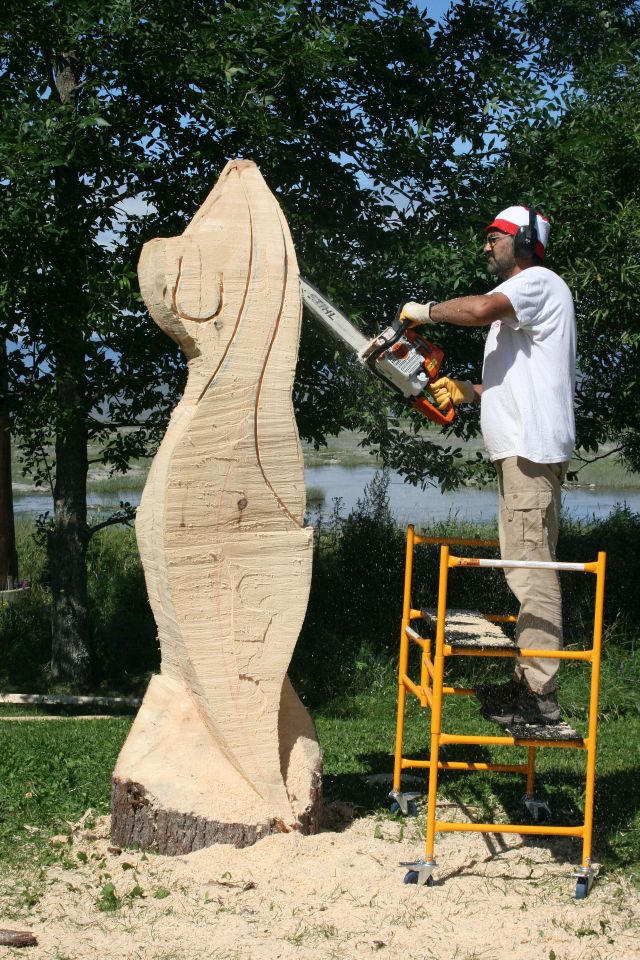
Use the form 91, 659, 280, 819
403, 871, 434, 886
575, 877, 589, 900
390, 799, 417, 817
523, 797, 551, 824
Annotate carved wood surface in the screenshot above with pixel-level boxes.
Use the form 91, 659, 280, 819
111, 160, 322, 851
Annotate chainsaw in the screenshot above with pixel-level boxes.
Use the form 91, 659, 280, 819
300, 279, 454, 427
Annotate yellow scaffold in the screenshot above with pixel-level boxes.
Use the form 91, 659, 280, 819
392, 527, 606, 899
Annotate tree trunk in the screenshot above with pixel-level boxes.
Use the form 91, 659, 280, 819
46, 51, 91, 687
0, 340, 18, 589
48, 355, 91, 687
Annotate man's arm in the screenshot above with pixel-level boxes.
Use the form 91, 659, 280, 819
430, 292, 515, 327
402, 291, 512, 408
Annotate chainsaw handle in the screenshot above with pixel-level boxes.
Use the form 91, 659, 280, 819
411, 394, 455, 426
365, 318, 411, 365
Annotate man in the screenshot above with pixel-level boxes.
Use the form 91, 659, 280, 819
400, 206, 576, 727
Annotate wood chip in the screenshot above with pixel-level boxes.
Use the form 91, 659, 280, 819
208, 879, 256, 891
0, 929, 38, 948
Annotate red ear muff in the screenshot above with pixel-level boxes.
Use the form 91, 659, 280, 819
514, 207, 538, 259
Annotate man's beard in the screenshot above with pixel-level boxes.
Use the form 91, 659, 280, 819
486, 252, 515, 280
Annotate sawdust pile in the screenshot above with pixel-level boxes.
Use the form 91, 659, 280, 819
1, 806, 638, 960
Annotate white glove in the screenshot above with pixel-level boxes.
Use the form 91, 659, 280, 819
399, 301, 438, 326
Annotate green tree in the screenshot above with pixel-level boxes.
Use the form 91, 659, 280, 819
0, 0, 554, 685
479, 0, 640, 472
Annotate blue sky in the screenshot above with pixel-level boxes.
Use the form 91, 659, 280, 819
414, 0, 455, 19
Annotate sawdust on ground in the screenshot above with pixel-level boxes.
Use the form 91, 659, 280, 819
1, 804, 638, 960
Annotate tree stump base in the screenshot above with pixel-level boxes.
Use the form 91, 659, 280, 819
111, 674, 322, 854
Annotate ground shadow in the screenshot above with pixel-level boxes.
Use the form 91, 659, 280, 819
322, 747, 640, 876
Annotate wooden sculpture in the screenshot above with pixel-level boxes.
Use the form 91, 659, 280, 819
111, 160, 322, 854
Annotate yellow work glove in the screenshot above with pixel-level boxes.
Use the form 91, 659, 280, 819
430, 377, 475, 409
399, 300, 438, 326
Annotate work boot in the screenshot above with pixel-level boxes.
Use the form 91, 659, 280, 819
512, 685, 562, 725
480, 695, 518, 727
476, 677, 521, 710
480, 679, 562, 727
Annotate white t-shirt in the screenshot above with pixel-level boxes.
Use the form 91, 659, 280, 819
481, 267, 576, 464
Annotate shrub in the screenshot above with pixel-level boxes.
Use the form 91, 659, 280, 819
86, 527, 158, 690
560, 506, 640, 647
1, 493, 637, 700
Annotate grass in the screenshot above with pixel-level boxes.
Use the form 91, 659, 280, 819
1, 489, 639, 896
0, 716, 129, 865
302, 426, 484, 469
306, 485, 326, 505
0, 653, 638, 886
11, 443, 152, 491
318, 654, 640, 886
84, 474, 149, 495
566, 452, 640, 489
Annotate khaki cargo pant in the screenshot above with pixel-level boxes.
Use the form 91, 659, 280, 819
496, 456, 567, 695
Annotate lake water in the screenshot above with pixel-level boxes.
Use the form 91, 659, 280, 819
12, 465, 640, 524
304, 466, 640, 524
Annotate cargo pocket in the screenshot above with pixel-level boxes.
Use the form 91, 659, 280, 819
503, 488, 553, 548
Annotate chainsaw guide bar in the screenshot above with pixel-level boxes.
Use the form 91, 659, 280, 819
300, 278, 370, 355
300, 278, 454, 426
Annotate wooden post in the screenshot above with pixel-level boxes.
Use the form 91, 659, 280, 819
111, 160, 322, 853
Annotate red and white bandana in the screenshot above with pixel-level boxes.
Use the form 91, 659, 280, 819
485, 206, 550, 260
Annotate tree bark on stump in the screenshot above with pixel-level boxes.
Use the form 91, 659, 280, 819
111, 160, 322, 853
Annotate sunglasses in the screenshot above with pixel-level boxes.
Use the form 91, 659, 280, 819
485, 234, 508, 247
